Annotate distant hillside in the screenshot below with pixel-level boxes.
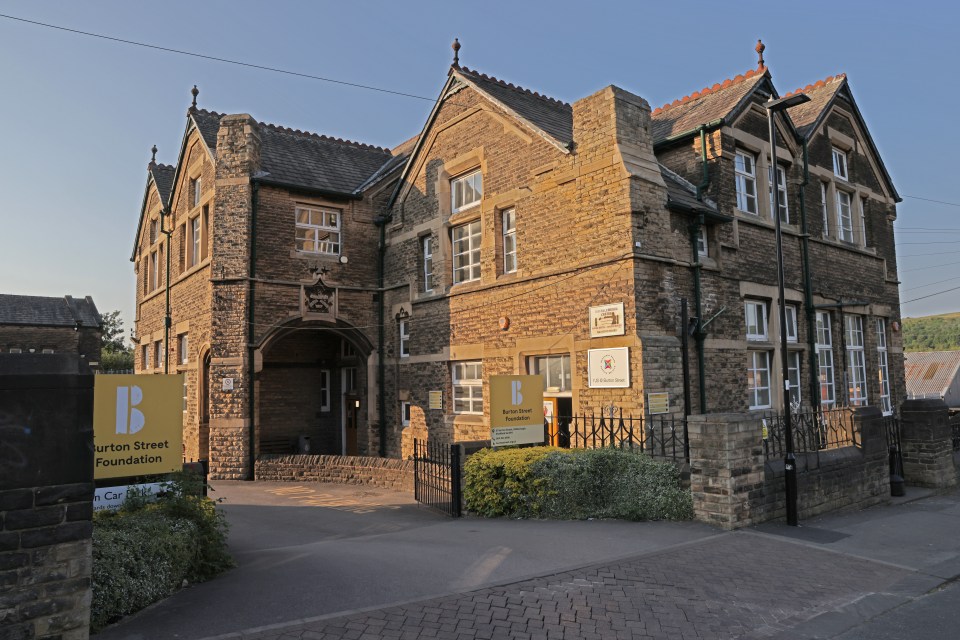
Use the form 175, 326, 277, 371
903, 312, 960, 352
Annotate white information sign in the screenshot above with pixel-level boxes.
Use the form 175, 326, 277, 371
587, 347, 631, 388
93, 483, 164, 512
589, 302, 625, 338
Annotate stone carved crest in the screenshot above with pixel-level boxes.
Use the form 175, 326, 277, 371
301, 271, 337, 319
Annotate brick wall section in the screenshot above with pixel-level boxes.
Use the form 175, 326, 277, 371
900, 398, 957, 489
255, 455, 414, 492
0, 327, 100, 363
0, 483, 93, 640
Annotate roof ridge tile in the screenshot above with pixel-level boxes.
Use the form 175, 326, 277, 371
784, 72, 846, 98
459, 66, 570, 107
652, 65, 768, 116
258, 119, 389, 153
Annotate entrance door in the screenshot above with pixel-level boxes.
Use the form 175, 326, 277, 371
199, 351, 211, 460
344, 395, 360, 455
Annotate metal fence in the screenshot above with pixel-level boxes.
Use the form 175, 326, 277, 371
952, 414, 960, 452
547, 410, 688, 462
412, 439, 462, 517
760, 406, 858, 461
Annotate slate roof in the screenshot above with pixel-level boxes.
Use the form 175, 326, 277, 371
659, 164, 722, 217
149, 163, 175, 204
905, 351, 960, 400
784, 74, 846, 138
0, 294, 101, 328
455, 67, 573, 148
191, 109, 223, 151
651, 68, 769, 144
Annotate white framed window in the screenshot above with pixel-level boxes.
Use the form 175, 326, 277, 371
452, 220, 481, 284
150, 219, 159, 244
189, 215, 202, 267
295, 205, 341, 255
768, 164, 789, 223
341, 340, 356, 359
820, 182, 829, 237
342, 366, 357, 393
399, 319, 410, 358
529, 354, 572, 393
785, 305, 798, 343
836, 190, 853, 243
155, 341, 164, 370
150, 249, 159, 291
319, 369, 331, 412
401, 401, 411, 426
178, 333, 189, 364
422, 236, 434, 293
696, 227, 708, 257
748, 351, 771, 409
876, 318, 892, 415
845, 315, 868, 407
502, 208, 517, 274
745, 300, 768, 341
142, 344, 150, 370
788, 351, 802, 407
816, 311, 836, 406
832, 148, 848, 180
191, 176, 202, 207
735, 151, 758, 214
858, 197, 868, 247
452, 361, 483, 414
451, 170, 482, 213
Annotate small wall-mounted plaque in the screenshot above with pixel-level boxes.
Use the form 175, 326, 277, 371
428, 390, 443, 410
647, 392, 670, 415
222, 377, 234, 391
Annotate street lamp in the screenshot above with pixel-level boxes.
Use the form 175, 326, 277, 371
766, 92, 810, 527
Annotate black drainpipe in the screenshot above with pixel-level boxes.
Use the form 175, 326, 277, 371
247, 181, 259, 479
798, 141, 820, 409
374, 214, 388, 457
161, 207, 172, 374
691, 125, 709, 413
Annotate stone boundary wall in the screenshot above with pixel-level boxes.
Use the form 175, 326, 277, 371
255, 455, 415, 492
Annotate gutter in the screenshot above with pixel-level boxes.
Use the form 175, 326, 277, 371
798, 141, 820, 410
653, 118, 724, 152
374, 213, 390, 457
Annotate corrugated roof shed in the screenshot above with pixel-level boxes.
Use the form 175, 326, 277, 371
904, 351, 960, 399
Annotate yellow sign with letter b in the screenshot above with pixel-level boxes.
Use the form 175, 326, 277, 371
489, 375, 544, 447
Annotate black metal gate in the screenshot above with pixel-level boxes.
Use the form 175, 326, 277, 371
413, 439, 462, 517
883, 414, 904, 487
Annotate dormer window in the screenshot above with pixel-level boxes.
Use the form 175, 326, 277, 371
451, 170, 482, 213
191, 176, 202, 207
734, 151, 758, 215
832, 148, 848, 181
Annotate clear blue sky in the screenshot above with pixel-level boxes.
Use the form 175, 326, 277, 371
1, 0, 958, 336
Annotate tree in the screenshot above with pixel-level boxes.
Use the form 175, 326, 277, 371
100, 310, 134, 372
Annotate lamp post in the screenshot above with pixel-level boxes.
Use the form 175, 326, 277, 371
766, 92, 810, 526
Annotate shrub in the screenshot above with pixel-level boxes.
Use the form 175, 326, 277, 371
91, 472, 233, 631
464, 446, 692, 521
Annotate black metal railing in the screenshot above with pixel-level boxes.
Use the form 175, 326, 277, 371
882, 414, 904, 479
951, 415, 960, 452
546, 410, 687, 462
761, 406, 857, 461
413, 439, 461, 517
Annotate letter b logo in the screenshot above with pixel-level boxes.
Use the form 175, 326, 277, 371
116, 386, 145, 435
511, 380, 523, 406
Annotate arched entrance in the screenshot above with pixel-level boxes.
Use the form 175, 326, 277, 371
199, 348, 211, 460
256, 320, 373, 457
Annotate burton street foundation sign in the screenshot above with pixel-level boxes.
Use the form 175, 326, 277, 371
489, 375, 544, 447
93, 375, 184, 479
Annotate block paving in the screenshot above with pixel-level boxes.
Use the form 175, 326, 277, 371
227, 532, 910, 640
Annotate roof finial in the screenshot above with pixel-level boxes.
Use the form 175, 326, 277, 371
756, 39, 766, 68
190, 85, 199, 112
149, 145, 157, 168
452, 38, 461, 68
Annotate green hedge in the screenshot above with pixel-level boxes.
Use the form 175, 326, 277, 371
464, 447, 692, 521
91, 473, 234, 632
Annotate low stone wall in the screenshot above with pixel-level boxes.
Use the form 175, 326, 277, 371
255, 454, 415, 492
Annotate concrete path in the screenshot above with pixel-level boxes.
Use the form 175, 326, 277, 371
94, 483, 960, 640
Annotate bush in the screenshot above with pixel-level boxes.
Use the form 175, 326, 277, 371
91, 472, 233, 631
464, 446, 692, 521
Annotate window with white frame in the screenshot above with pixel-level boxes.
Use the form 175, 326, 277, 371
422, 236, 434, 293
845, 315, 868, 407
735, 151, 758, 214
836, 190, 854, 243
820, 182, 829, 237
142, 344, 150, 370
748, 351, 771, 409
342, 367, 357, 393
832, 148, 848, 180
150, 248, 159, 291
189, 215, 202, 267
155, 341, 164, 370
696, 227, 708, 257
502, 208, 517, 274
452, 361, 483, 414
858, 197, 868, 247
877, 318, 892, 415
452, 220, 481, 284
529, 355, 572, 393
399, 319, 410, 358
788, 351, 802, 407
191, 176, 202, 207
295, 205, 341, 255
178, 333, 189, 364
401, 401, 411, 426
319, 369, 330, 411
768, 164, 789, 223
150, 219, 159, 244
784, 305, 799, 343
745, 300, 768, 341
451, 170, 482, 213
816, 311, 836, 406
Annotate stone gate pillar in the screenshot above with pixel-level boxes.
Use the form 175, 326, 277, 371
899, 398, 956, 489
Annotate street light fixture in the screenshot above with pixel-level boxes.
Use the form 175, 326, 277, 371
766, 91, 810, 527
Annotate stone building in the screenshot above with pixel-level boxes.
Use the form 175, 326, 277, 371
0, 294, 102, 366
134, 43, 904, 479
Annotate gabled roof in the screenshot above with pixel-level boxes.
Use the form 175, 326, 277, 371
651, 67, 771, 145
905, 351, 960, 400
659, 164, 728, 221
149, 163, 175, 204
191, 109, 223, 151
454, 66, 573, 149
0, 294, 101, 328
